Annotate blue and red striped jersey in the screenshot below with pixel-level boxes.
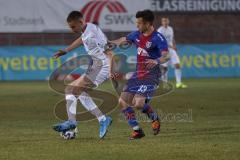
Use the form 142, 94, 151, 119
126, 30, 168, 79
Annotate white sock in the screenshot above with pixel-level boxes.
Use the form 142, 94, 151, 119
162, 69, 168, 82
175, 69, 182, 84
78, 92, 106, 122
133, 126, 140, 131
65, 94, 77, 122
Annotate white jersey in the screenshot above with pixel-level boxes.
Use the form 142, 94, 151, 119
80, 23, 110, 86
81, 23, 108, 63
157, 26, 174, 46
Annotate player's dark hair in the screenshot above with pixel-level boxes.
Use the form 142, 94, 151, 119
136, 10, 154, 24
67, 11, 83, 22
92, 21, 99, 26
162, 16, 169, 19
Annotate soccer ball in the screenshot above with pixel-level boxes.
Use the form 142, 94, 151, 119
60, 129, 77, 140
60, 130, 76, 140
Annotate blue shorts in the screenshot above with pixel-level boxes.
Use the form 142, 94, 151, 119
123, 72, 159, 98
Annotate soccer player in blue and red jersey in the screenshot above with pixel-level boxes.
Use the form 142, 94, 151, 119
110, 10, 170, 139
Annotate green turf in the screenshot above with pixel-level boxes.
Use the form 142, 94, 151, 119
0, 78, 240, 160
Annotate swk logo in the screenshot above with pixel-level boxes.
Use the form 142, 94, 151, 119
81, 0, 127, 23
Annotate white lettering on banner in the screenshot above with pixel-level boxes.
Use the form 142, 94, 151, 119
151, 0, 240, 12
238, 1, 240, 8
171, 0, 178, 11
0, 0, 150, 32
186, 0, 193, 11
104, 14, 134, 25
0, 0, 240, 32
3, 16, 45, 26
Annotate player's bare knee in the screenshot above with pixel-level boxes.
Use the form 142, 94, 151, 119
118, 98, 126, 108
72, 87, 82, 97
133, 100, 145, 109
65, 85, 81, 96
175, 63, 181, 69
65, 86, 74, 95
119, 97, 130, 109
161, 66, 168, 74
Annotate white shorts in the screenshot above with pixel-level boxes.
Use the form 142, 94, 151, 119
161, 48, 180, 67
84, 59, 110, 87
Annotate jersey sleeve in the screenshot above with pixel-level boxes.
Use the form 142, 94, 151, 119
156, 33, 168, 52
157, 27, 162, 34
95, 25, 108, 44
126, 31, 138, 43
170, 26, 174, 38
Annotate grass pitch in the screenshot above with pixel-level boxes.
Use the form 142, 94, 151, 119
0, 78, 239, 160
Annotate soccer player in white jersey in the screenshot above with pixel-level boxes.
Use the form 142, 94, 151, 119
52, 11, 112, 139
157, 17, 187, 88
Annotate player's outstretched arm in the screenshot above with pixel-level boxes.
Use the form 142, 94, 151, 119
159, 51, 170, 63
53, 37, 83, 59
145, 51, 170, 69
108, 37, 127, 46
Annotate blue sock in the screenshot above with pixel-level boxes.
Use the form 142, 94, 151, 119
142, 104, 159, 121
122, 107, 139, 130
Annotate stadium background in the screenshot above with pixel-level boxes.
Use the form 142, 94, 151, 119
0, 1, 240, 160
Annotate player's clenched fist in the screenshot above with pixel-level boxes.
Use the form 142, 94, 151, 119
145, 59, 159, 69
109, 72, 120, 80
53, 50, 67, 59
